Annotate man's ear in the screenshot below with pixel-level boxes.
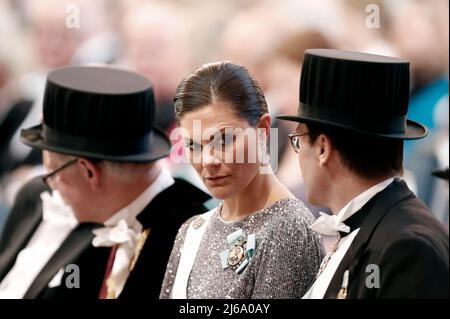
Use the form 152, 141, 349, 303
316, 134, 332, 167
77, 158, 101, 189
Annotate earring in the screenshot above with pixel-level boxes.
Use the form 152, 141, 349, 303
258, 129, 270, 170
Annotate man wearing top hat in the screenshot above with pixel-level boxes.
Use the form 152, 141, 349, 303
0, 66, 210, 299
278, 49, 449, 299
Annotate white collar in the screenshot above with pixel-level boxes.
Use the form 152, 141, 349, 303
103, 167, 175, 229
335, 177, 395, 224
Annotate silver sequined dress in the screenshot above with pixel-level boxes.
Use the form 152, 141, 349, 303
160, 198, 324, 299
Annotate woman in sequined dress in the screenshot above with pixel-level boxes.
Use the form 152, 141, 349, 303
160, 62, 324, 299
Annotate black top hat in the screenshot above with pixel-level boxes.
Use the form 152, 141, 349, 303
21, 66, 171, 162
278, 49, 427, 139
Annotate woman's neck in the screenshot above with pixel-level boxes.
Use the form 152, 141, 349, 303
220, 170, 294, 222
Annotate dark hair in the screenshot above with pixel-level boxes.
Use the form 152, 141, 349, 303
306, 123, 404, 179
174, 61, 268, 126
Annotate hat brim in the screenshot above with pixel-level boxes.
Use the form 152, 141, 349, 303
276, 115, 428, 140
431, 168, 449, 181
20, 124, 171, 163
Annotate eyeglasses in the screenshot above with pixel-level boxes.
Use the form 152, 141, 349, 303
42, 158, 78, 187
288, 132, 309, 153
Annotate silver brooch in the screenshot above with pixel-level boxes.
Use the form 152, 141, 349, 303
219, 229, 256, 274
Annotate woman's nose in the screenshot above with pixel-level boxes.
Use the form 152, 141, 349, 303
202, 145, 222, 166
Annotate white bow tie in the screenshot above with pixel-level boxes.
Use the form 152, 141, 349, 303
92, 219, 140, 247
310, 212, 350, 236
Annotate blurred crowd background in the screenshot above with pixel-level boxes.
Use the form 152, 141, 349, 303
0, 0, 448, 235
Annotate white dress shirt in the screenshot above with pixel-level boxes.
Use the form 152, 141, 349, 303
92, 167, 174, 298
303, 177, 395, 299
0, 191, 78, 299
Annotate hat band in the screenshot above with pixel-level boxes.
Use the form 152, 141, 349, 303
298, 103, 407, 134
42, 124, 152, 157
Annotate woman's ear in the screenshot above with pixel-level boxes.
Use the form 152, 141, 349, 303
77, 158, 101, 189
258, 113, 271, 137
256, 114, 272, 171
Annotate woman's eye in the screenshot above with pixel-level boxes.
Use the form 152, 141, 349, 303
187, 143, 202, 151
217, 136, 232, 149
